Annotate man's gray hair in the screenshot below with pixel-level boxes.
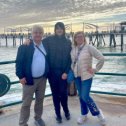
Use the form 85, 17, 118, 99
32, 25, 44, 34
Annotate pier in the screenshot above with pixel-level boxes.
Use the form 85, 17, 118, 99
0, 50, 126, 126
0, 53, 126, 126
0, 95, 126, 126
0, 1, 126, 125
0, 22, 126, 51
0, 32, 126, 51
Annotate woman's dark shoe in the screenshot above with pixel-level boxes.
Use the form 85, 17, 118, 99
56, 116, 62, 123
65, 113, 71, 120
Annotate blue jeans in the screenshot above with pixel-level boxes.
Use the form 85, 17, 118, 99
75, 77, 100, 116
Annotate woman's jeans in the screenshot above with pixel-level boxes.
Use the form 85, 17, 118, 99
75, 77, 100, 116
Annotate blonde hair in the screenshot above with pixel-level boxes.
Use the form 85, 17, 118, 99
73, 31, 86, 46
32, 25, 44, 34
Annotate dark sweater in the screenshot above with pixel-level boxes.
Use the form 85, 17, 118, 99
43, 35, 72, 74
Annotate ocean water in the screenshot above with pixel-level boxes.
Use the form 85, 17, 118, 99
0, 36, 126, 105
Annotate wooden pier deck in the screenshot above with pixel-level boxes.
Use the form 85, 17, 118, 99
0, 94, 126, 126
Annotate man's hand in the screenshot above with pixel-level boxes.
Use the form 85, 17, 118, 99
24, 39, 31, 45
20, 78, 27, 85
62, 73, 67, 80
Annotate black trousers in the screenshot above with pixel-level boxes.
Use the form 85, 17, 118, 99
48, 69, 69, 117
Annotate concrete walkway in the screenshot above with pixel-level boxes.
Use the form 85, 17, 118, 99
0, 94, 126, 126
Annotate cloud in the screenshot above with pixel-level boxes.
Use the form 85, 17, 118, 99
0, 0, 126, 31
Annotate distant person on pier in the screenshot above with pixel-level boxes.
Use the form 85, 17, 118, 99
70, 31, 106, 125
88, 33, 93, 45
16, 25, 49, 126
19, 33, 24, 45
5, 34, 8, 46
109, 31, 116, 47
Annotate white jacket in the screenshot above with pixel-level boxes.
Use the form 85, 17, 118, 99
71, 44, 104, 81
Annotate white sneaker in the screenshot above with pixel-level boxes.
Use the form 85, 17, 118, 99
77, 115, 88, 125
97, 110, 106, 126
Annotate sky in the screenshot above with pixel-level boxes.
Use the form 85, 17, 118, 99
0, 0, 126, 33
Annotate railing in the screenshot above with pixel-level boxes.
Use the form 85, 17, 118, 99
0, 52, 126, 109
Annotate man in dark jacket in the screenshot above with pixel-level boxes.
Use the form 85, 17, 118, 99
16, 25, 48, 126
44, 22, 71, 123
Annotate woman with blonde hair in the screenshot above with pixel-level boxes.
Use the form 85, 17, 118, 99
71, 31, 106, 125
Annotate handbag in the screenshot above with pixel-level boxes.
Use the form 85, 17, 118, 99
67, 70, 75, 84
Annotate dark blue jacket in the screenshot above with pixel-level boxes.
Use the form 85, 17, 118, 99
16, 41, 49, 85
